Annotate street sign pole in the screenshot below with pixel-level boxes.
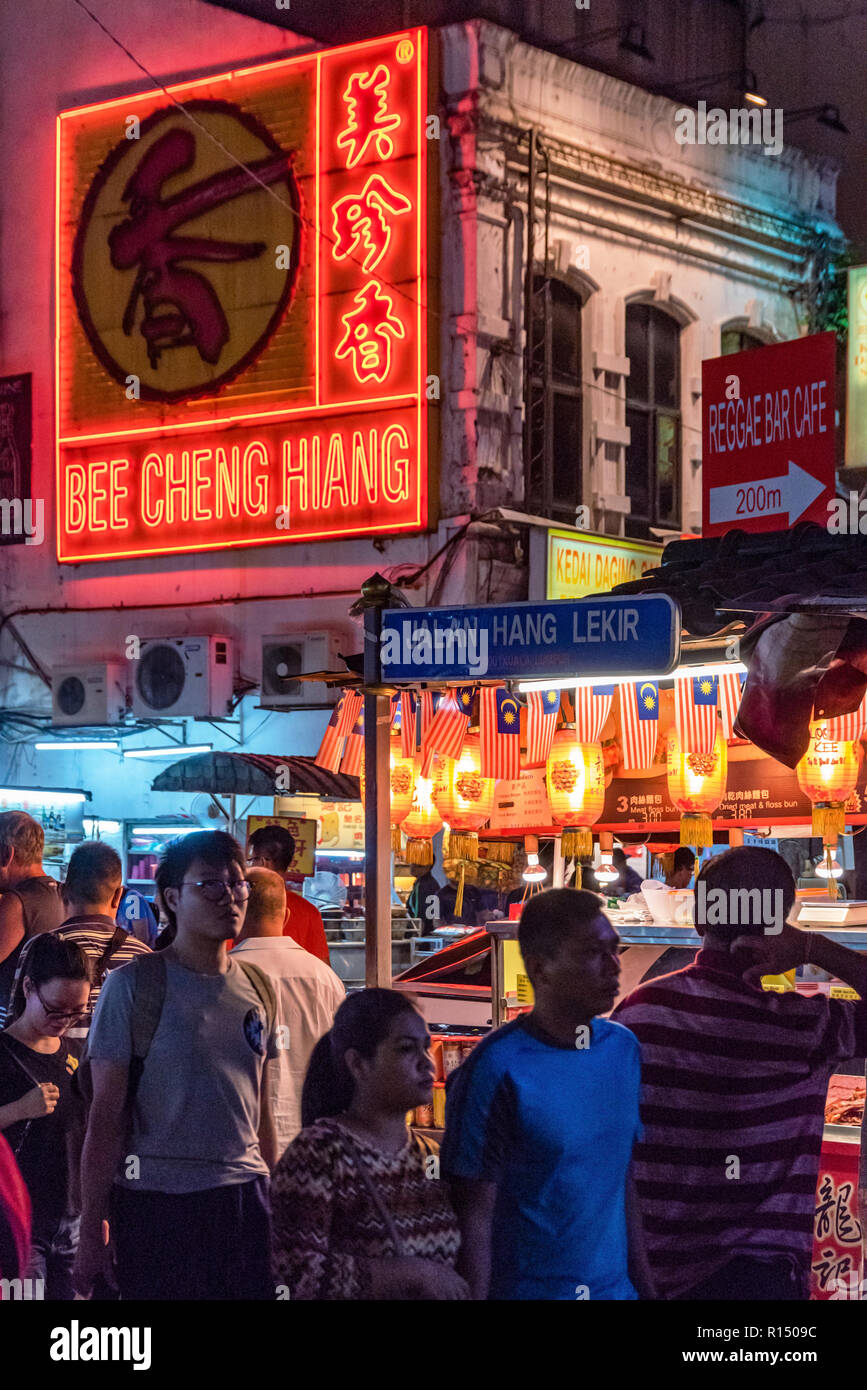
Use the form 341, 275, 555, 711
362, 578, 393, 989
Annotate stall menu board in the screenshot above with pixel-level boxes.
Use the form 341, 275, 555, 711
246, 815, 315, 876
317, 801, 364, 851
597, 753, 867, 832
487, 768, 554, 834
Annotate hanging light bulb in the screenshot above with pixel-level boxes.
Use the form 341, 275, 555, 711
595, 851, 618, 886
400, 765, 443, 866
521, 834, 547, 884
815, 857, 844, 879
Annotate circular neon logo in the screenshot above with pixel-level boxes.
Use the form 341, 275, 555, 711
72, 100, 300, 402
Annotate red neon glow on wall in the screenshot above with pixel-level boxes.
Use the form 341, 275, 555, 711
56, 29, 427, 564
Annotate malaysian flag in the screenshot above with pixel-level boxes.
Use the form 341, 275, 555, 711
400, 690, 417, 758
479, 685, 521, 779
816, 694, 867, 743
314, 695, 349, 772
336, 688, 363, 738
719, 670, 746, 740
418, 691, 435, 747
619, 681, 659, 771
574, 684, 615, 744
420, 686, 475, 775
524, 688, 560, 768
341, 704, 365, 776
675, 674, 719, 756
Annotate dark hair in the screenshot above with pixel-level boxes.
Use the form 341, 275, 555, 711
517, 887, 604, 963
301, 989, 422, 1126
673, 847, 696, 874
695, 846, 796, 941
612, 848, 627, 869
248, 824, 295, 873
155, 830, 245, 932
6, 933, 92, 1025
64, 840, 122, 906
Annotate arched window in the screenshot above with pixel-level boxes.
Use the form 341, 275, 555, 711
526, 276, 583, 521
625, 303, 681, 538
721, 326, 766, 355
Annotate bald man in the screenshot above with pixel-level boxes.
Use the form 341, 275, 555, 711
231, 868, 344, 1158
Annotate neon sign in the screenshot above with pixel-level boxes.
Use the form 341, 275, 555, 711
56, 30, 427, 563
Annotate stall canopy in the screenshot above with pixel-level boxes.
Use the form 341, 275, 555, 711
612, 523, 867, 767
151, 751, 360, 799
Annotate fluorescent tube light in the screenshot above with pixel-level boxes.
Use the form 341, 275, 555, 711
519, 660, 748, 694
123, 744, 212, 759
36, 741, 119, 752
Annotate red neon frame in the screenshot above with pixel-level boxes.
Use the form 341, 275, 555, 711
55, 28, 428, 563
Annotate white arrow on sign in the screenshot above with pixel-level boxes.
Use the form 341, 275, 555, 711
708, 460, 825, 528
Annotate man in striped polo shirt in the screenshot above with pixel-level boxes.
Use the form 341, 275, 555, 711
615, 846, 867, 1300
49, 842, 150, 1032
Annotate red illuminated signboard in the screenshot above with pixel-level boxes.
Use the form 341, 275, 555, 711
701, 332, 835, 537
56, 30, 427, 562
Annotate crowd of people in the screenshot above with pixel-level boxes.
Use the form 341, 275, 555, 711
0, 807, 863, 1301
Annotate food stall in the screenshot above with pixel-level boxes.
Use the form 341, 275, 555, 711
337, 559, 867, 1300
0, 785, 91, 874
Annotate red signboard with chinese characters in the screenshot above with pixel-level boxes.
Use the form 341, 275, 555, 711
701, 333, 835, 537
55, 31, 428, 562
811, 1133, 862, 1300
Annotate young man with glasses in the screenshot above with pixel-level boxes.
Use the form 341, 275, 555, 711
73, 831, 280, 1301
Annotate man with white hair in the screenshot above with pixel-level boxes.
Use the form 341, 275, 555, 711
232, 867, 344, 1160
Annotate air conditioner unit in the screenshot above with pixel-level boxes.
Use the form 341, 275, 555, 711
260, 632, 345, 708
52, 664, 126, 727
132, 637, 234, 719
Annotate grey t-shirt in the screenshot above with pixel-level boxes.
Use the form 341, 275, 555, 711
88, 956, 278, 1194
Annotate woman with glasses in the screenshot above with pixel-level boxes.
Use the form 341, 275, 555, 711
0, 933, 91, 1298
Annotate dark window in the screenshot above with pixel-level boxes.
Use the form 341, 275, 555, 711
721, 327, 765, 356
526, 277, 583, 521
625, 304, 681, 539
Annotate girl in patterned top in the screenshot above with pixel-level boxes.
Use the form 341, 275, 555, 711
271, 989, 467, 1300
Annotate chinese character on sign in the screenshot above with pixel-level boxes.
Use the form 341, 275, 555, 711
335, 280, 405, 384
108, 127, 290, 370
337, 65, 401, 168
813, 1248, 853, 1293
331, 175, 412, 273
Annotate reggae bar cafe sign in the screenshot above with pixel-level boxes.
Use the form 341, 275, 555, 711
379, 594, 680, 682
56, 30, 428, 562
701, 331, 835, 537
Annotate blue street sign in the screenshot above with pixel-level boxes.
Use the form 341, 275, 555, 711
380, 595, 680, 682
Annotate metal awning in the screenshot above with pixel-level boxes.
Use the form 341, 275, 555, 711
151, 751, 360, 799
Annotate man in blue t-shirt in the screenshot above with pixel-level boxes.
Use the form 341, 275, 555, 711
441, 887, 655, 1301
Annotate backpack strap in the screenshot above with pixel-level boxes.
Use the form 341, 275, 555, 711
235, 959, 277, 1042
127, 953, 168, 1101
93, 925, 129, 987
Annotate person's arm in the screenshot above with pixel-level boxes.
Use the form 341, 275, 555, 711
73, 1059, 128, 1296
626, 1166, 656, 1299
258, 1059, 279, 1172
0, 1083, 59, 1129
734, 921, 867, 996
0, 894, 24, 966
450, 1176, 496, 1300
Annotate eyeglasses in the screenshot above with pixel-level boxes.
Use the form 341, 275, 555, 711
180, 878, 251, 903
34, 983, 89, 1023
